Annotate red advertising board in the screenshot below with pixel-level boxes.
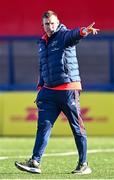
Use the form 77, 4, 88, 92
0, 0, 114, 36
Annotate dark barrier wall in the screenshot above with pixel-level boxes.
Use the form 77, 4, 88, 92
0, 0, 114, 36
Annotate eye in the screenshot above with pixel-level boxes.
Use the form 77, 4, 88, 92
45, 23, 50, 26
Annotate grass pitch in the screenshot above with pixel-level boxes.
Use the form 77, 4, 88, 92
0, 136, 114, 179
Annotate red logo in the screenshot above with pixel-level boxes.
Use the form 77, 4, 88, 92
60, 107, 108, 123
10, 106, 108, 123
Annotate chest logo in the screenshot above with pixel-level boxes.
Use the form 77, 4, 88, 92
51, 40, 58, 47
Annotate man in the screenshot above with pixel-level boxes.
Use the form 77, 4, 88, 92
15, 10, 99, 174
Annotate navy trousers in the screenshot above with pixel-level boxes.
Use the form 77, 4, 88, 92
32, 87, 87, 164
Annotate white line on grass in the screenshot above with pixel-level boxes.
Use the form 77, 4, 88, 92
0, 148, 114, 160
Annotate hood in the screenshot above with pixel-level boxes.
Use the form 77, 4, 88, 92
55, 23, 67, 32
37, 24, 68, 44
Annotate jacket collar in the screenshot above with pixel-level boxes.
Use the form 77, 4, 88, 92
42, 33, 48, 44
41, 24, 67, 44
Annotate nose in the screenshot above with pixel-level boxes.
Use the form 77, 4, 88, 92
49, 23, 54, 29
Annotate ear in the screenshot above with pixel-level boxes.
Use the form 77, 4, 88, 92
57, 19, 60, 25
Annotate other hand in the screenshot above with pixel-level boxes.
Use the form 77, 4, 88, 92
81, 22, 100, 36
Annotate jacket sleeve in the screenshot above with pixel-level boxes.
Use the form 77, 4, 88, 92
63, 28, 83, 47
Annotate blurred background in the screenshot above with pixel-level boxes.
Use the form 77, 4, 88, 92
0, 0, 114, 136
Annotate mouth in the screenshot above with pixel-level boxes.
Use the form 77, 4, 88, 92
47, 30, 54, 36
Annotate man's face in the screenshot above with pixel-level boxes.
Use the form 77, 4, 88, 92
42, 15, 59, 37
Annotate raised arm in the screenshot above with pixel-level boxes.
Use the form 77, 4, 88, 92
63, 22, 99, 47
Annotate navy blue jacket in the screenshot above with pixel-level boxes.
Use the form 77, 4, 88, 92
37, 24, 83, 87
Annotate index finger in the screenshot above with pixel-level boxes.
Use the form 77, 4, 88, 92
87, 22, 95, 29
